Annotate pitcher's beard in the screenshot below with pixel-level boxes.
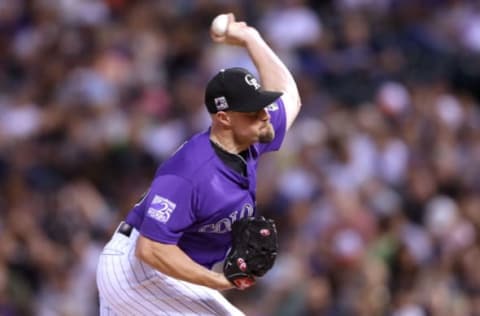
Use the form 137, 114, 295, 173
258, 123, 275, 143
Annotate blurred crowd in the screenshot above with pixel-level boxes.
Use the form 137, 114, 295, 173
1, 0, 480, 315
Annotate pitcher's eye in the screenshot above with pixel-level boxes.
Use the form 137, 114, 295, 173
243, 110, 263, 118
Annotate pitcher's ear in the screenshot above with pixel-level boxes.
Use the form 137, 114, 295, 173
214, 111, 232, 127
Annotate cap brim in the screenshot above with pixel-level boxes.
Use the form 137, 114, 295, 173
234, 90, 283, 112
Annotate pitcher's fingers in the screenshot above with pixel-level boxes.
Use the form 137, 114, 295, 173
226, 13, 236, 24
210, 29, 226, 42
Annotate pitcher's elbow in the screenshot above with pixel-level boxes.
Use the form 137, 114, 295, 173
135, 236, 149, 261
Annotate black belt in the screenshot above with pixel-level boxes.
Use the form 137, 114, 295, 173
117, 221, 133, 237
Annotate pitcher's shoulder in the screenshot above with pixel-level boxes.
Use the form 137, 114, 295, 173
156, 131, 216, 180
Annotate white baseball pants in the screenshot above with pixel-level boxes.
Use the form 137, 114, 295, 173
96, 225, 244, 316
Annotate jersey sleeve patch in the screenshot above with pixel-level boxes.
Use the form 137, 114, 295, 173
147, 195, 177, 223
266, 102, 279, 112
256, 98, 286, 154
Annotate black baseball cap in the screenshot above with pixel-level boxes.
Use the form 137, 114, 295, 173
205, 67, 283, 114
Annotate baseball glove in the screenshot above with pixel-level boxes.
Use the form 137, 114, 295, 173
223, 216, 278, 289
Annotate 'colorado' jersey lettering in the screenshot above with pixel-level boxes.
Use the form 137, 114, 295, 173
198, 203, 254, 233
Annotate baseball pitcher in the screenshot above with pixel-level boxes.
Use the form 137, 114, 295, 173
96, 13, 301, 315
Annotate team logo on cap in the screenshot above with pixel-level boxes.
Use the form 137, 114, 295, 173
245, 74, 261, 90
214, 96, 229, 111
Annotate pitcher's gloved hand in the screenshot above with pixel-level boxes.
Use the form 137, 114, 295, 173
223, 216, 278, 289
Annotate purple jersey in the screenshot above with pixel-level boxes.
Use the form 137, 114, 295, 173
126, 99, 286, 268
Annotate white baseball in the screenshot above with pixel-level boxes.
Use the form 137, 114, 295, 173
211, 14, 229, 36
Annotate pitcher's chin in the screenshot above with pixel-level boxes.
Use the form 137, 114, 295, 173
258, 124, 275, 143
